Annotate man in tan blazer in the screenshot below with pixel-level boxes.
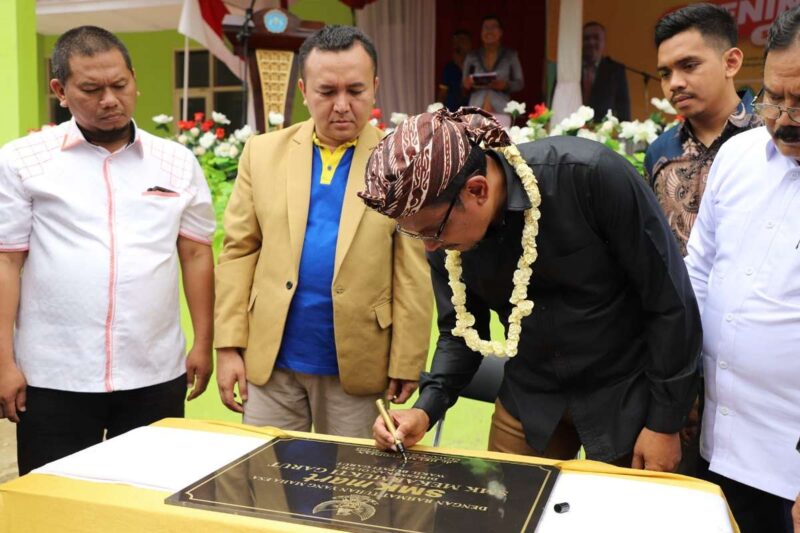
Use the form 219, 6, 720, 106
214, 25, 432, 438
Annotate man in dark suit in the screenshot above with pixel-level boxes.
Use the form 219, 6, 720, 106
582, 21, 631, 120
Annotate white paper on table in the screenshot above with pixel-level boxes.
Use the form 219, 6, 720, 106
537, 471, 734, 533
33, 425, 270, 492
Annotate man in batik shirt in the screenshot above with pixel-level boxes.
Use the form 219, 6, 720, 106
645, 3, 760, 256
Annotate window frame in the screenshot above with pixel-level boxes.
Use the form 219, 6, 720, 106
173, 49, 242, 126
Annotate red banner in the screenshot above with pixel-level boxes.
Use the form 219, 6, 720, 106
717, 0, 799, 46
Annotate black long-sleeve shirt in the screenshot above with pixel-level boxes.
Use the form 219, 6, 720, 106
414, 136, 702, 462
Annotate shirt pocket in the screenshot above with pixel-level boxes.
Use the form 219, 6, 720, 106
131, 189, 186, 243
141, 190, 180, 198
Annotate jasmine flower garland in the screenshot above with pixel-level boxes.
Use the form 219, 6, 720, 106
444, 143, 541, 358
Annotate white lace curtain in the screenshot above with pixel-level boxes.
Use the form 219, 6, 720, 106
356, 0, 436, 118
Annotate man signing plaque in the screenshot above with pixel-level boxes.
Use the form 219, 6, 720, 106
362, 107, 702, 471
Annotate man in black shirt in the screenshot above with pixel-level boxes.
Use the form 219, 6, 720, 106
360, 107, 702, 471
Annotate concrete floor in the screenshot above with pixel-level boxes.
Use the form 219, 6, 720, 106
0, 420, 18, 483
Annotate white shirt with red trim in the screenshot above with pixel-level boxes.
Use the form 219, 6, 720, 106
0, 119, 215, 392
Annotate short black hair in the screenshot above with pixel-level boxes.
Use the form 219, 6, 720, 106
654, 3, 738, 50
481, 15, 502, 30
51, 26, 133, 84
764, 6, 800, 58
298, 25, 378, 79
583, 21, 606, 33
453, 29, 471, 39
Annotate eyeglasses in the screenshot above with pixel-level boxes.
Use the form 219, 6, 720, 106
752, 89, 800, 124
395, 139, 487, 243
395, 187, 462, 243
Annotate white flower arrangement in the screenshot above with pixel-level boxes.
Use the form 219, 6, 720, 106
211, 111, 231, 125
496, 99, 685, 176
508, 126, 534, 145
504, 100, 527, 118
550, 105, 595, 134
199, 131, 217, 149
390, 112, 409, 126
597, 110, 619, 135
427, 102, 445, 113
152, 114, 173, 125
234, 124, 255, 143
619, 119, 660, 145
650, 97, 677, 115
576, 128, 600, 142
268, 111, 284, 126
213, 141, 233, 158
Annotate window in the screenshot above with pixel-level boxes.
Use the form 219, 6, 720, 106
174, 50, 244, 129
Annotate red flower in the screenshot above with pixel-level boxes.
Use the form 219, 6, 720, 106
178, 120, 196, 131
529, 103, 548, 120
215, 127, 226, 140
370, 108, 382, 119
377, 122, 386, 130
201, 120, 214, 132
194, 112, 205, 122
676, 115, 685, 122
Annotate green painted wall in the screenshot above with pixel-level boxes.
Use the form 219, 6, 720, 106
292, 0, 355, 24
35, 0, 355, 134
0, 0, 40, 144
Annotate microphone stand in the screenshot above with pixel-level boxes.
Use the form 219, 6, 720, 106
620, 62, 658, 106
237, 0, 257, 127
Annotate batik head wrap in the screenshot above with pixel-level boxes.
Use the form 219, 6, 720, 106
359, 106, 511, 218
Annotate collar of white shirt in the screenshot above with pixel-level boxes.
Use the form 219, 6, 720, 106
61, 118, 145, 158
765, 136, 800, 167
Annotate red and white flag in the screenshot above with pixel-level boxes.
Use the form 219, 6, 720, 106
178, 0, 244, 80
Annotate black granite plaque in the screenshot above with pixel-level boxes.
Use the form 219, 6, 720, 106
166, 437, 559, 532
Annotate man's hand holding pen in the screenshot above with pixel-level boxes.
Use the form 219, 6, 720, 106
373, 407, 429, 453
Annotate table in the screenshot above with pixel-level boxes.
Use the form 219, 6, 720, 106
0, 418, 738, 532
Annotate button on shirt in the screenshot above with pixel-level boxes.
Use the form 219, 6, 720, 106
0, 120, 215, 392
685, 126, 800, 500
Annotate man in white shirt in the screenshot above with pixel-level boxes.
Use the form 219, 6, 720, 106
0, 26, 215, 475
685, 7, 800, 532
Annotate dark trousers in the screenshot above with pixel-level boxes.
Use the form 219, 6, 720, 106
700, 459, 795, 533
17, 374, 186, 475
677, 381, 704, 476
